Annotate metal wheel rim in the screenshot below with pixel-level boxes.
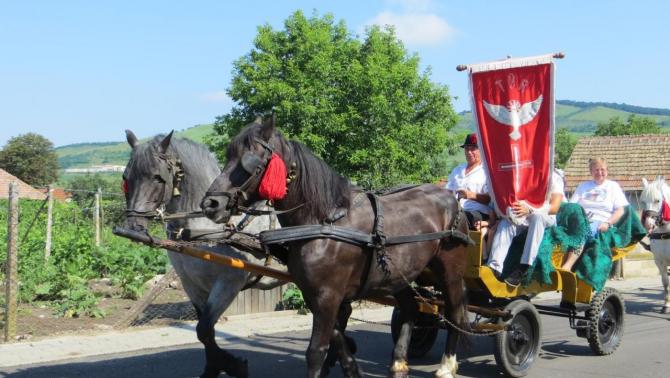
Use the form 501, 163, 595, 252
598, 297, 622, 346
505, 311, 537, 369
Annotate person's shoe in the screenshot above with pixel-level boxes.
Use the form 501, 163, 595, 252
505, 265, 530, 287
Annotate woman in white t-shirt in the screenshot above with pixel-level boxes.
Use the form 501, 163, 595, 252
562, 157, 628, 270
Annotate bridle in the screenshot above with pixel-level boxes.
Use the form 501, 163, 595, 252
642, 186, 670, 241
124, 151, 187, 220
205, 137, 301, 216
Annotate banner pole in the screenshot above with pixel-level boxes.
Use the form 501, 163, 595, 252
456, 52, 565, 72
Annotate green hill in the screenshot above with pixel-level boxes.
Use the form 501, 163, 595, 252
56, 124, 214, 169
58, 100, 670, 170
455, 100, 670, 134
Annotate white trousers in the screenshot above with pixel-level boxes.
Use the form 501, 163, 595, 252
487, 213, 556, 274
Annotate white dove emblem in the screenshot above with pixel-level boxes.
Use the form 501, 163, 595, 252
483, 95, 543, 141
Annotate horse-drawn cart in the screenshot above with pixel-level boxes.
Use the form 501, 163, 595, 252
390, 230, 637, 377
113, 225, 638, 378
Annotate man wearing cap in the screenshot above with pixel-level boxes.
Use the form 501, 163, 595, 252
445, 133, 491, 230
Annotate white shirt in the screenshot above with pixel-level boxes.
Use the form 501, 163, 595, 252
570, 179, 628, 223
446, 163, 490, 214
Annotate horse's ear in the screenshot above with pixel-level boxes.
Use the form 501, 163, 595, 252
642, 177, 649, 188
126, 129, 138, 149
159, 131, 174, 153
260, 114, 276, 141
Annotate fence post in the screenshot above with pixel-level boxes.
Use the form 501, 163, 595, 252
4, 182, 19, 342
95, 187, 101, 247
45, 185, 53, 261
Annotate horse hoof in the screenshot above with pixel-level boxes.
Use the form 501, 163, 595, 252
662, 306, 669, 314
389, 372, 409, 378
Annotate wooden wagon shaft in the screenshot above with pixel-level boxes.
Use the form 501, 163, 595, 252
112, 226, 292, 282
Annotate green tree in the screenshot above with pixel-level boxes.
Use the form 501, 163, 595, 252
554, 127, 577, 168
594, 114, 661, 136
0, 133, 59, 186
207, 10, 458, 189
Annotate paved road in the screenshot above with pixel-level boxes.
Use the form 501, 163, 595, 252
2, 284, 669, 377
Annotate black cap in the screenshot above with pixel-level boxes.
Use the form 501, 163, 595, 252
460, 133, 478, 148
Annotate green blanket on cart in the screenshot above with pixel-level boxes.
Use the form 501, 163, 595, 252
501, 204, 646, 292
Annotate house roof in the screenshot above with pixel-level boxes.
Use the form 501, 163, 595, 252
0, 168, 47, 200
564, 134, 670, 191
38, 187, 72, 202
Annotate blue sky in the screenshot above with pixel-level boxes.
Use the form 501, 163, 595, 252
1, 0, 668, 147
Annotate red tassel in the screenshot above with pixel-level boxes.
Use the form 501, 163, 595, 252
258, 153, 287, 200
122, 180, 129, 194
662, 200, 670, 222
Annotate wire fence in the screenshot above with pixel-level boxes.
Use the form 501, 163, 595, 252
2, 182, 288, 342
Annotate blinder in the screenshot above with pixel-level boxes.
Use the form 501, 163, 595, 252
205, 137, 277, 213
241, 152, 265, 175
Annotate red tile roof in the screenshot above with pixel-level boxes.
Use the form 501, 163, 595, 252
564, 134, 670, 191
0, 168, 47, 200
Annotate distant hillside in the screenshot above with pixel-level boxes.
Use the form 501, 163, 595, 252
58, 100, 670, 169
56, 124, 214, 169
455, 100, 670, 134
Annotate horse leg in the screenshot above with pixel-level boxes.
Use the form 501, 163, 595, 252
434, 248, 467, 378
197, 279, 248, 378
306, 293, 356, 378
322, 301, 360, 377
389, 287, 419, 378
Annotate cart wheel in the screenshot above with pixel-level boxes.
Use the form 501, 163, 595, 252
586, 287, 625, 355
390, 307, 439, 358
494, 299, 541, 378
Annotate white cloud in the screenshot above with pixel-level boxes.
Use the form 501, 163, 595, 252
366, 11, 454, 46
200, 91, 232, 104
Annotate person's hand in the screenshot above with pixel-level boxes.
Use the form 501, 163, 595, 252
457, 189, 472, 200
511, 201, 531, 217
598, 221, 611, 233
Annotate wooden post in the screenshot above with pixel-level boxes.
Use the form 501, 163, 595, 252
4, 182, 19, 342
95, 187, 101, 247
44, 185, 53, 261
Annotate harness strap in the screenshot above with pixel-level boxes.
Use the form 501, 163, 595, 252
259, 224, 474, 248
649, 232, 670, 240
366, 192, 386, 249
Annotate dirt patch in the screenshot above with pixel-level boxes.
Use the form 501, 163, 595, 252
3, 281, 196, 342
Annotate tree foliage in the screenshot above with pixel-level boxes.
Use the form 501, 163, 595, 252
207, 10, 458, 189
0, 133, 59, 186
554, 127, 577, 168
594, 114, 661, 136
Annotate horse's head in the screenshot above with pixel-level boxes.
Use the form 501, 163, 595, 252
123, 130, 183, 232
640, 176, 670, 232
201, 115, 288, 224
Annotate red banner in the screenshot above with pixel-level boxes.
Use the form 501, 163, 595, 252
468, 55, 555, 217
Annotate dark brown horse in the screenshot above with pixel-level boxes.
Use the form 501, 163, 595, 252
201, 117, 469, 378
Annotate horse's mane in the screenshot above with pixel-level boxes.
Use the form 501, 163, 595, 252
230, 122, 351, 222
287, 140, 352, 221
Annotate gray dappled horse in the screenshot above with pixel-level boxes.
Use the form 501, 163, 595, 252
640, 177, 670, 313
201, 117, 470, 378
123, 130, 285, 378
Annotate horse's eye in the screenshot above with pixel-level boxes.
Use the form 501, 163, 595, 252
154, 175, 165, 183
